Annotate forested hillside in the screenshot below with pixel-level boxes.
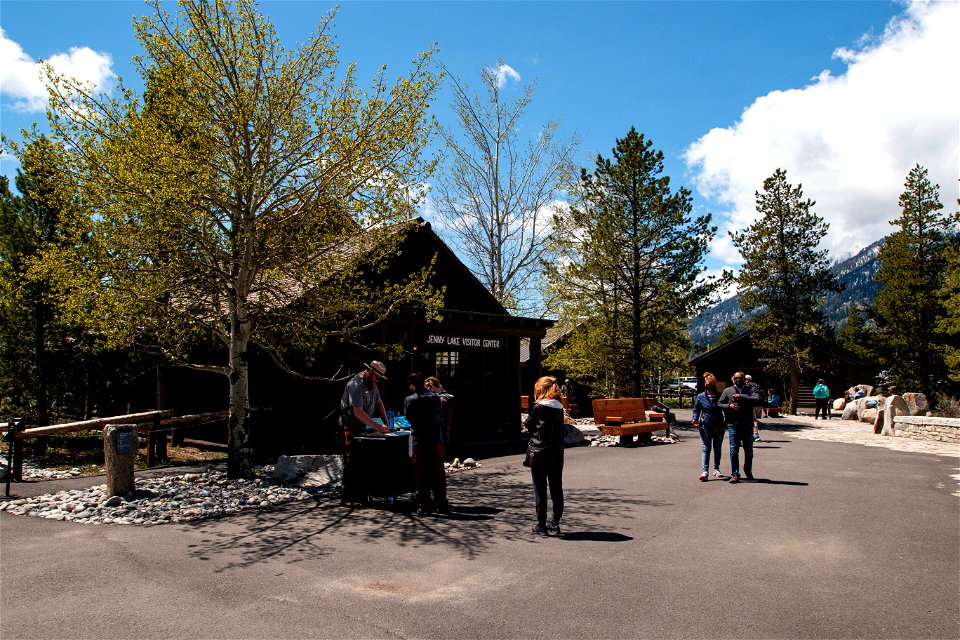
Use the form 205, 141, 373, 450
690, 240, 883, 347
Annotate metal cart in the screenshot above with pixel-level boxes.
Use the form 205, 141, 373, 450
351, 431, 416, 506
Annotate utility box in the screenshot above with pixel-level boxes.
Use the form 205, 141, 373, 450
104, 424, 137, 496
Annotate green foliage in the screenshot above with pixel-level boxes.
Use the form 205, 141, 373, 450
838, 302, 873, 359
25, 0, 444, 477
872, 165, 959, 395
0, 137, 142, 425
731, 168, 840, 412
546, 128, 721, 397
716, 321, 744, 347
939, 245, 960, 383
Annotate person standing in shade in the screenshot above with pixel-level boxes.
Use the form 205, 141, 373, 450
425, 376, 454, 459
339, 361, 390, 507
692, 372, 725, 481
764, 389, 781, 417
405, 372, 449, 516
718, 371, 761, 483
813, 379, 831, 419
525, 376, 566, 536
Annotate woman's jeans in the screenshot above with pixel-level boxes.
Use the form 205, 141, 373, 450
698, 426, 724, 473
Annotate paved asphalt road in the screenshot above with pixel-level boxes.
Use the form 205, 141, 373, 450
2, 416, 958, 639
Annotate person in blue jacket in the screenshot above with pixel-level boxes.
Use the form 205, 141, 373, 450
813, 379, 831, 419
692, 372, 726, 481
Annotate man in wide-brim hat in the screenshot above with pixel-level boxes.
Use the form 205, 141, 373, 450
339, 360, 390, 507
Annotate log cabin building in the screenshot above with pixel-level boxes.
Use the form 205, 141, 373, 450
689, 329, 877, 411
153, 219, 553, 459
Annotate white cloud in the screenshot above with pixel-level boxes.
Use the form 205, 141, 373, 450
685, 0, 960, 269
490, 61, 521, 88
0, 28, 114, 112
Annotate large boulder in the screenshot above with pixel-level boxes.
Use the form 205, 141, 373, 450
902, 392, 930, 416
842, 399, 861, 420
564, 423, 586, 447
860, 408, 879, 429
881, 395, 909, 436
833, 397, 846, 411
272, 454, 344, 484
857, 397, 884, 422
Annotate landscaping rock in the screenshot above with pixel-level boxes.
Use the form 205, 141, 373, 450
563, 423, 585, 446
882, 395, 909, 436
842, 400, 860, 421
833, 397, 846, 411
272, 454, 343, 484
902, 392, 929, 416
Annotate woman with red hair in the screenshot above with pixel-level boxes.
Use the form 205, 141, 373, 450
524, 376, 566, 536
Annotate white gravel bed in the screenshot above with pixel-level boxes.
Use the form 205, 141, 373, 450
0, 466, 334, 526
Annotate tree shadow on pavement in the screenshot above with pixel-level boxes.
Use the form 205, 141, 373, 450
183, 461, 667, 570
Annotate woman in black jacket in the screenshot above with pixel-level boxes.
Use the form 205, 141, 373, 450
524, 376, 566, 536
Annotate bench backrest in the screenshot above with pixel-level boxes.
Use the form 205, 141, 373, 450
591, 398, 657, 425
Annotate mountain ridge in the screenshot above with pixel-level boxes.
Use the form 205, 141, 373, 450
690, 239, 883, 347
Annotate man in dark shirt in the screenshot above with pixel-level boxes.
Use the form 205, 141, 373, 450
404, 372, 449, 515
718, 371, 761, 483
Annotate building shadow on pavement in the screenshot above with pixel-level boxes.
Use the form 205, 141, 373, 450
182, 463, 665, 570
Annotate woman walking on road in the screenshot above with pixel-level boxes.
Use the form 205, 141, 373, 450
524, 376, 566, 536
692, 372, 726, 481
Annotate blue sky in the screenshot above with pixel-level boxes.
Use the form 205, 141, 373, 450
2, 1, 957, 278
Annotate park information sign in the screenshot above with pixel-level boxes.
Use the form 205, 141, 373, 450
425, 332, 503, 350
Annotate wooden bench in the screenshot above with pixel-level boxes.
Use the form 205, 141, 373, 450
592, 398, 666, 446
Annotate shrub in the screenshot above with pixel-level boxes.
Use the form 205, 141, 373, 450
933, 393, 960, 418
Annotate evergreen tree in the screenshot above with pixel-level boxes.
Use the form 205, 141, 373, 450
0, 137, 83, 428
873, 165, 959, 394
838, 302, 872, 359
731, 168, 840, 413
939, 244, 960, 384
716, 321, 744, 347
546, 128, 720, 396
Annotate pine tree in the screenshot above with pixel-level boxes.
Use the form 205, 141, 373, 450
873, 165, 959, 394
939, 244, 960, 384
731, 168, 840, 413
838, 302, 872, 359
546, 128, 720, 396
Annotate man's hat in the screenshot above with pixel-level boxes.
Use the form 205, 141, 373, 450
364, 360, 388, 380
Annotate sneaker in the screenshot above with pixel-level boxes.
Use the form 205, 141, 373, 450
712, 469, 724, 479
729, 474, 740, 484
532, 524, 548, 536
546, 520, 561, 535
753, 435, 761, 442
698, 472, 708, 482
744, 471, 754, 481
